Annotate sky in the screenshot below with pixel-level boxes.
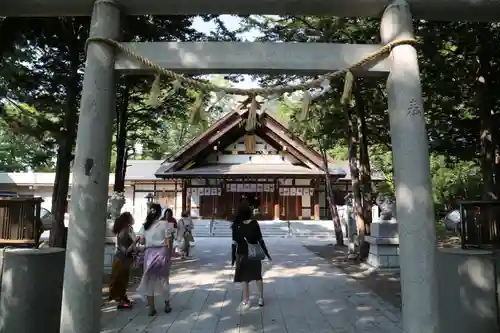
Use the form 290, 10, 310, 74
191, 15, 262, 89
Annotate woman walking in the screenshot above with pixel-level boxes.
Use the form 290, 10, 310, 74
109, 212, 136, 309
177, 211, 194, 259
137, 203, 174, 316
162, 208, 178, 256
231, 203, 272, 309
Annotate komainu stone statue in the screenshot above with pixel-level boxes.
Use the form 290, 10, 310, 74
376, 194, 396, 221
107, 192, 126, 220
106, 192, 125, 239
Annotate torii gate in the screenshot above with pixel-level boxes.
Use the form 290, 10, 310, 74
1, 1, 499, 332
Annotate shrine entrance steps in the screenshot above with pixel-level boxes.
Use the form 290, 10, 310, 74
193, 220, 340, 238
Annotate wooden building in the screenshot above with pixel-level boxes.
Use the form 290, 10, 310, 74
141, 107, 377, 220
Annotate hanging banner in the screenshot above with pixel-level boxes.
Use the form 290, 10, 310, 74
211, 188, 217, 195
290, 188, 297, 195
297, 188, 304, 195
283, 188, 290, 196
230, 184, 237, 192
244, 183, 251, 191
263, 184, 270, 192
217, 188, 222, 196
304, 188, 310, 196
249, 184, 257, 192
237, 184, 244, 192
227, 184, 231, 191
204, 188, 211, 195
257, 184, 264, 192
269, 184, 275, 192
279, 187, 284, 195
310, 188, 314, 195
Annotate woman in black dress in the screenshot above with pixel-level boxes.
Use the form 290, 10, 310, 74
231, 203, 271, 308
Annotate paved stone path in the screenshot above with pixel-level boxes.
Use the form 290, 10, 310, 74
101, 238, 402, 333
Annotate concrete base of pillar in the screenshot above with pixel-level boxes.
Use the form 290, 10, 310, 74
104, 219, 115, 273
366, 219, 399, 269
437, 248, 500, 333
0, 248, 65, 333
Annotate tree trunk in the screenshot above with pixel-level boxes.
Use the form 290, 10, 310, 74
476, 24, 497, 200
346, 107, 365, 258
354, 85, 372, 260
319, 142, 344, 246
49, 28, 79, 248
113, 79, 131, 193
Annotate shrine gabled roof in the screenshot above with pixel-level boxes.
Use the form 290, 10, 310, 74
157, 107, 327, 174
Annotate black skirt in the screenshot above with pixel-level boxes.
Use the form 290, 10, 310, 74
234, 254, 263, 283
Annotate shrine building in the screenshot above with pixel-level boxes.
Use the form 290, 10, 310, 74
127, 107, 382, 221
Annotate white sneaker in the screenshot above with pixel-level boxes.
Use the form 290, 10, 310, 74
258, 298, 264, 307
240, 300, 250, 310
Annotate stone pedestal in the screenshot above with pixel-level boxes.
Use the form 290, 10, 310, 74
1, 248, 66, 333
366, 219, 399, 268
103, 219, 115, 273
437, 248, 499, 333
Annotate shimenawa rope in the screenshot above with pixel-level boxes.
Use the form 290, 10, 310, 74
85, 36, 417, 97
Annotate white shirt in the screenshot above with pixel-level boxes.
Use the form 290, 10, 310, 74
177, 217, 194, 240
139, 220, 173, 247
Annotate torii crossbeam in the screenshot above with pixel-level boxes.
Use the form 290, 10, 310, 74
1, 0, 500, 21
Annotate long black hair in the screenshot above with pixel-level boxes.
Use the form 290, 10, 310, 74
231, 201, 252, 229
162, 208, 173, 220
112, 212, 133, 235
144, 203, 162, 231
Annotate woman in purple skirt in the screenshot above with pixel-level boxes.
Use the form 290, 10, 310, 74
137, 203, 174, 316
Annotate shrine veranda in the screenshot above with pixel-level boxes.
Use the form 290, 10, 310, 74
2, 1, 499, 333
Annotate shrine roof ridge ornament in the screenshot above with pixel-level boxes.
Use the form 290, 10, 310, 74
1, 0, 500, 21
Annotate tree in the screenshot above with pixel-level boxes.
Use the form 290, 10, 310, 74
0, 104, 54, 172
1, 15, 212, 246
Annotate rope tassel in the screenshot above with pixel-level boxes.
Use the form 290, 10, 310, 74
245, 96, 258, 132
341, 71, 354, 106
189, 92, 206, 124
147, 74, 162, 107
299, 90, 311, 121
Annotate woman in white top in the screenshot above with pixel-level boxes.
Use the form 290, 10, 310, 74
177, 211, 194, 259
137, 203, 174, 316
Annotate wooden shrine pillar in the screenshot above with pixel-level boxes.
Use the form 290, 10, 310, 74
296, 196, 301, 220
313, 203, 320, 220
181, 179, 187, 214
311, 179, 320, 220
174, 180, 178, 216
273, 179, 280, 220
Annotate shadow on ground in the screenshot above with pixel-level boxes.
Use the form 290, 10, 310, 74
100, 238, 401, 333
303, 243, 402, 309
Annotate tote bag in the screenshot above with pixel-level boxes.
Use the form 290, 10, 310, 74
244, 237, 265, 261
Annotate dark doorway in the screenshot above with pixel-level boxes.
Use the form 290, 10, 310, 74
241, 193, 261, 210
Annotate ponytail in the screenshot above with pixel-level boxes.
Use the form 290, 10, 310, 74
144, 203, 162, 230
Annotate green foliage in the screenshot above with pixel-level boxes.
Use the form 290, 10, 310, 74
239, 15, 497, 217
0, 105, 54, 171
1, 15, 497, 221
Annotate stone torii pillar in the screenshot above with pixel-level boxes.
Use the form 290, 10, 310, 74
381, 1, 439, 333
59, 1, 120, 332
